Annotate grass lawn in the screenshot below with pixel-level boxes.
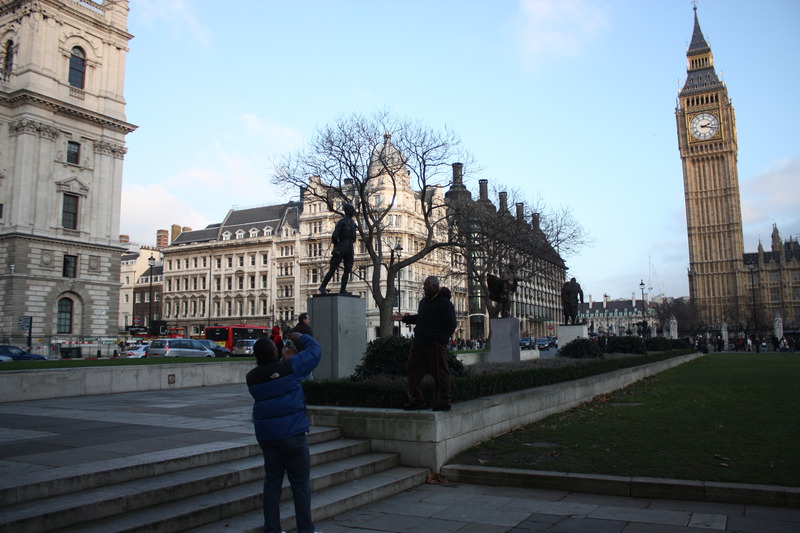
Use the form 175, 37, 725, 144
451, 352, 800, 487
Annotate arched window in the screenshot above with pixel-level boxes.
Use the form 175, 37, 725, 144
2, 40, 13, 75
57, 298, 73, 334
68, 46, 86, 88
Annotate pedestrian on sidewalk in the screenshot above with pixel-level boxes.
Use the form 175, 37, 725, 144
392, 275, 457, 412
246, 332, 322, 533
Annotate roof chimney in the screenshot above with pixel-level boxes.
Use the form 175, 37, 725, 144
479, 179, 488, 201
515, 202, 524, 221
498, 192, 508, 213
452, 162, 463, 186
531, 213, 540, 229
156, 229, 169, 249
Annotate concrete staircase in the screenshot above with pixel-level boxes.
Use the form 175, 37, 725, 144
0, 426, 429, 533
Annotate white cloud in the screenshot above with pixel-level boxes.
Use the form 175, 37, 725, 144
120, 183, 211, 245
120, 118, 302, 246
516, 0, 610, 67
741, 156, 800, 246
135, 0, 210, 47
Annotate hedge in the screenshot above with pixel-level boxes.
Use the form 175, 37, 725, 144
303, 349, 695, 408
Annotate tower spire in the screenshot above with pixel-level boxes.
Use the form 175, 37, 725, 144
680, 4, 721, 95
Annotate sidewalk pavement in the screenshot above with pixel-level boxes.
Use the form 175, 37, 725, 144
1, 384, 798, 533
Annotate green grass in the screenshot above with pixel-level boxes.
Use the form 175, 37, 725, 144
0, 357, 250, 370
451, 352, 800, 487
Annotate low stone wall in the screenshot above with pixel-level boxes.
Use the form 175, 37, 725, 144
2, 353, 704, 474
308, 352, 704, 472
0, 362, 253, 403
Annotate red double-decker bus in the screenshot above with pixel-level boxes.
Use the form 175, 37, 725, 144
205, 325, 270, 351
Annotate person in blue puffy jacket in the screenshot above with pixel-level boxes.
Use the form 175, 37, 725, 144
246, 332, 322, 533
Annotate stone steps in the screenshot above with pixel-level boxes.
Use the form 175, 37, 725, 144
0, 426, 429, 533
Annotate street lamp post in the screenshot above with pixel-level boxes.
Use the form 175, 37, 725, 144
639, 279, 646, 337
390, 243, 403, 335
148, 254, 155, 337
747, 260, 757, 335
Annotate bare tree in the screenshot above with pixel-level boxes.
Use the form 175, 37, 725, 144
445, 183, 586, 320
271, 110, 472, 338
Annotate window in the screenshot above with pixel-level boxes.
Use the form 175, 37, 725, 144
57, 298, 74, 333
68, 47, 86, 89
63, 255, 77, 278
62, 193, 79, 229
2, 40, 13, 77
67, 141, 80, 165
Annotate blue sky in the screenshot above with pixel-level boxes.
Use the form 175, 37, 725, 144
120, 0, 800, 301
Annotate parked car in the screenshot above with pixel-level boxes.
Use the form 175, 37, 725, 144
121, 345, 148, 358
0, 345, 48, 361
534, 338, 550, 350
547, 336, 558, 348
197, 339, 232, 358
0, 355, 12, 363
148, 339, 214, 358
232, 339, 258, 356
519, 337, 533, 350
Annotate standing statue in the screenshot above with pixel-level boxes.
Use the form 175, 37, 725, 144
487, 273, 518, 318
319, 203, 357, 295
561, 277, 584, 325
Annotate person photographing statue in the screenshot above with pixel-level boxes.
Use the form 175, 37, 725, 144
319, 203, 356, 295
392, 276, 457, 412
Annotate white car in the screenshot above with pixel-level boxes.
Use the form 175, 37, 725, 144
121, 345, 148, 358
0, 355, 12, 363
148, 339, 214, 358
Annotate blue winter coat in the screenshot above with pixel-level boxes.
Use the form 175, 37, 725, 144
247, 334, 321, 442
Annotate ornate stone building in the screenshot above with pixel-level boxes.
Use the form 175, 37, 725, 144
160, 153, 565, 342
676, 7, 799, 335
743, 226, 800, 334
676, 6, 746, 327
0, 0, 135, 342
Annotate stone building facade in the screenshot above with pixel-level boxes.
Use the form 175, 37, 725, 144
676, 8, 800, 334
0, 0, 135, 343
160, 158, 565, 342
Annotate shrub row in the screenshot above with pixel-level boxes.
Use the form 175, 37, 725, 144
303, 349, 694, 408
352, 336, 467, 379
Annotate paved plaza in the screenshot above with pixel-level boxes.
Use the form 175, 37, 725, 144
0, 384, 798, 532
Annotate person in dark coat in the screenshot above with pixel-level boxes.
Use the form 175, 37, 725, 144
392, 276, 457, 411
246, 333, 321, 533
291, 312, 313, 336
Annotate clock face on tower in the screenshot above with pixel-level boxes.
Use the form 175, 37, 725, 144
689, 112, 720, 140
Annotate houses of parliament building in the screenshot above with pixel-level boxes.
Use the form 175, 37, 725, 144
677, 7, 799, 334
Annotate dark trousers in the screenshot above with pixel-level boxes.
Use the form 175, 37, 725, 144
406, 340, 451, 407
259, 433, 314, 533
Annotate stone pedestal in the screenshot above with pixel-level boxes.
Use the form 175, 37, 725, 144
488, 317, 521, 362
558, 324, 589, 349
308, 294, 366, 380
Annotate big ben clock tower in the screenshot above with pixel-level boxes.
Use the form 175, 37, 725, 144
676, 6, 746, 327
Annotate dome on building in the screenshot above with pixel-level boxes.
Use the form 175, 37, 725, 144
369, 132, 407, 177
